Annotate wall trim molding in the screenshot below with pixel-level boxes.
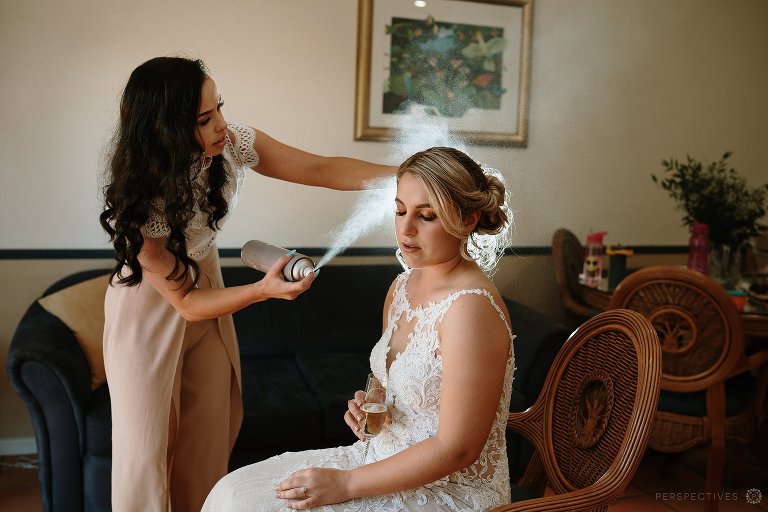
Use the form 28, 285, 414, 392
0, 437, 36, 456
0, 246, 687, 260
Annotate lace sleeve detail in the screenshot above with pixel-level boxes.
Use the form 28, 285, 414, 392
227, 122, 260, 168
140, 198, 171, 238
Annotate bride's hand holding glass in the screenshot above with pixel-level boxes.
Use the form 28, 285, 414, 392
344, 373, 389, 442
345, 389, 368, 442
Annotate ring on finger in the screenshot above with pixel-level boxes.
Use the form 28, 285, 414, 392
300, 486, 307, 497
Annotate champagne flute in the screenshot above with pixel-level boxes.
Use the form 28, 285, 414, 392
360, 372, 388, 459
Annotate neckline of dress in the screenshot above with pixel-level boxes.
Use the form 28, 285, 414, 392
385, 285, 491, 377
396, 270, 515, 344
400, 270, 491, 313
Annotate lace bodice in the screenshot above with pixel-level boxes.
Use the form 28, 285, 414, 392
366, 270, 516, 509
140, 122, 259, 260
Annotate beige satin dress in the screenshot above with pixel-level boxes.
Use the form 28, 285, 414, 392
103, 122, 257, 511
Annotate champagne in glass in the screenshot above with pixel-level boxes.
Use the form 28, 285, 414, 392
360, 402, 387, 437
360, 373, 388, 457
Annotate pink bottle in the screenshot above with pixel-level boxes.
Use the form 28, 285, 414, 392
687, 223, 709, 275
583, 231, 607, 288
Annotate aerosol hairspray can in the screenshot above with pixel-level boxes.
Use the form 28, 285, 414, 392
241, 240, 315, 282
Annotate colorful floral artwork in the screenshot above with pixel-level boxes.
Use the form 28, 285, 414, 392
384, 15, 508, 117
355, 0, 532, 145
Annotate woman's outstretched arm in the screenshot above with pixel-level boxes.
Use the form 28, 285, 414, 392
252, 129, 397, 191
137, 237, 315, 322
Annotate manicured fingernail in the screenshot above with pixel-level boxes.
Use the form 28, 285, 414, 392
286, 249, 296, 257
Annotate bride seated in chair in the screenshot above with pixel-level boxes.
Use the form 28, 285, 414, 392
203, 146, 516, 511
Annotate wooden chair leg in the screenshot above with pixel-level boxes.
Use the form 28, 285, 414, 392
704, 439, 725, 512
704, 384, 727, 512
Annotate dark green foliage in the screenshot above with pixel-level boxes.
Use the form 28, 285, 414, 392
651, 152, 767, 245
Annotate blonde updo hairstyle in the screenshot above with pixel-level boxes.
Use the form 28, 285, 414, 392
397, 147, 511, 271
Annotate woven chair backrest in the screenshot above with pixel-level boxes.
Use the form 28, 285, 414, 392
608, 265, 744, 393
552, 228, 586, 305
539, 309, 661, 494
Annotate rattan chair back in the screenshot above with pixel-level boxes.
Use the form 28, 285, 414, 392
552, 228, 599, 323
608, 265, 744, 393
491, 309, 661, 512
606, 265, 768, 512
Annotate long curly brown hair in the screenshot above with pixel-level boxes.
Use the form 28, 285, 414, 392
100, 57, 230, 287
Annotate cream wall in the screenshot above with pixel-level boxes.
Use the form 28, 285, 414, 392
1, 0, 766, 447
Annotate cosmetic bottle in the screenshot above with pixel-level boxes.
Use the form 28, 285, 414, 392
687, 223, 709, 275
582, 231, 607, 288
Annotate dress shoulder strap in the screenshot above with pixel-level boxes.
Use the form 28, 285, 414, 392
438, 288, 514, 342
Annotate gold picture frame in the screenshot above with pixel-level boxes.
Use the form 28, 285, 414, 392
355, 0, 533, 146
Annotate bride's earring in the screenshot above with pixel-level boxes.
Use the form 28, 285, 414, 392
460, 236, 472, 261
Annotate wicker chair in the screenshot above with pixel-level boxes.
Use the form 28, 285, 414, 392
745, 233, 768, 274
552, 228, 601, 326
608, 265, 768, 512
491, 309, 662, 511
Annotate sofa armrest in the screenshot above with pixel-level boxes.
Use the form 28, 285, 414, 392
7, 302, 93, 511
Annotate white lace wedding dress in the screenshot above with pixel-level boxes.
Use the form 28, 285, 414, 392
202, 271, 515, 512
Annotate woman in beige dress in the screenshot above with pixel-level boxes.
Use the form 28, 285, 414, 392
99, 56, 394, 512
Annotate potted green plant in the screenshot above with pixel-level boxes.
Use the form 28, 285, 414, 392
652, 152, 768, 285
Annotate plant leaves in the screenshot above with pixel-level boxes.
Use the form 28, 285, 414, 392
651, 152, 768, 245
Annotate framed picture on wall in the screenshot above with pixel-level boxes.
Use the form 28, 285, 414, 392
355, 0, 533, 146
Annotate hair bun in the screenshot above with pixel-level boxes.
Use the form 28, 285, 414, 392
476, 174, 507, 234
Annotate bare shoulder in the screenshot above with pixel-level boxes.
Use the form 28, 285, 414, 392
446, 288, 509, 328
447, 270, 510, 326
437, 295, 511, 370
439, 277, 511, 350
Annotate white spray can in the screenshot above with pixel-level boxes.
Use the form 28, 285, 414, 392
241, 240, 315, 282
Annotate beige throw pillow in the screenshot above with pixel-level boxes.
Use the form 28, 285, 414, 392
38, 274, 110, 390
